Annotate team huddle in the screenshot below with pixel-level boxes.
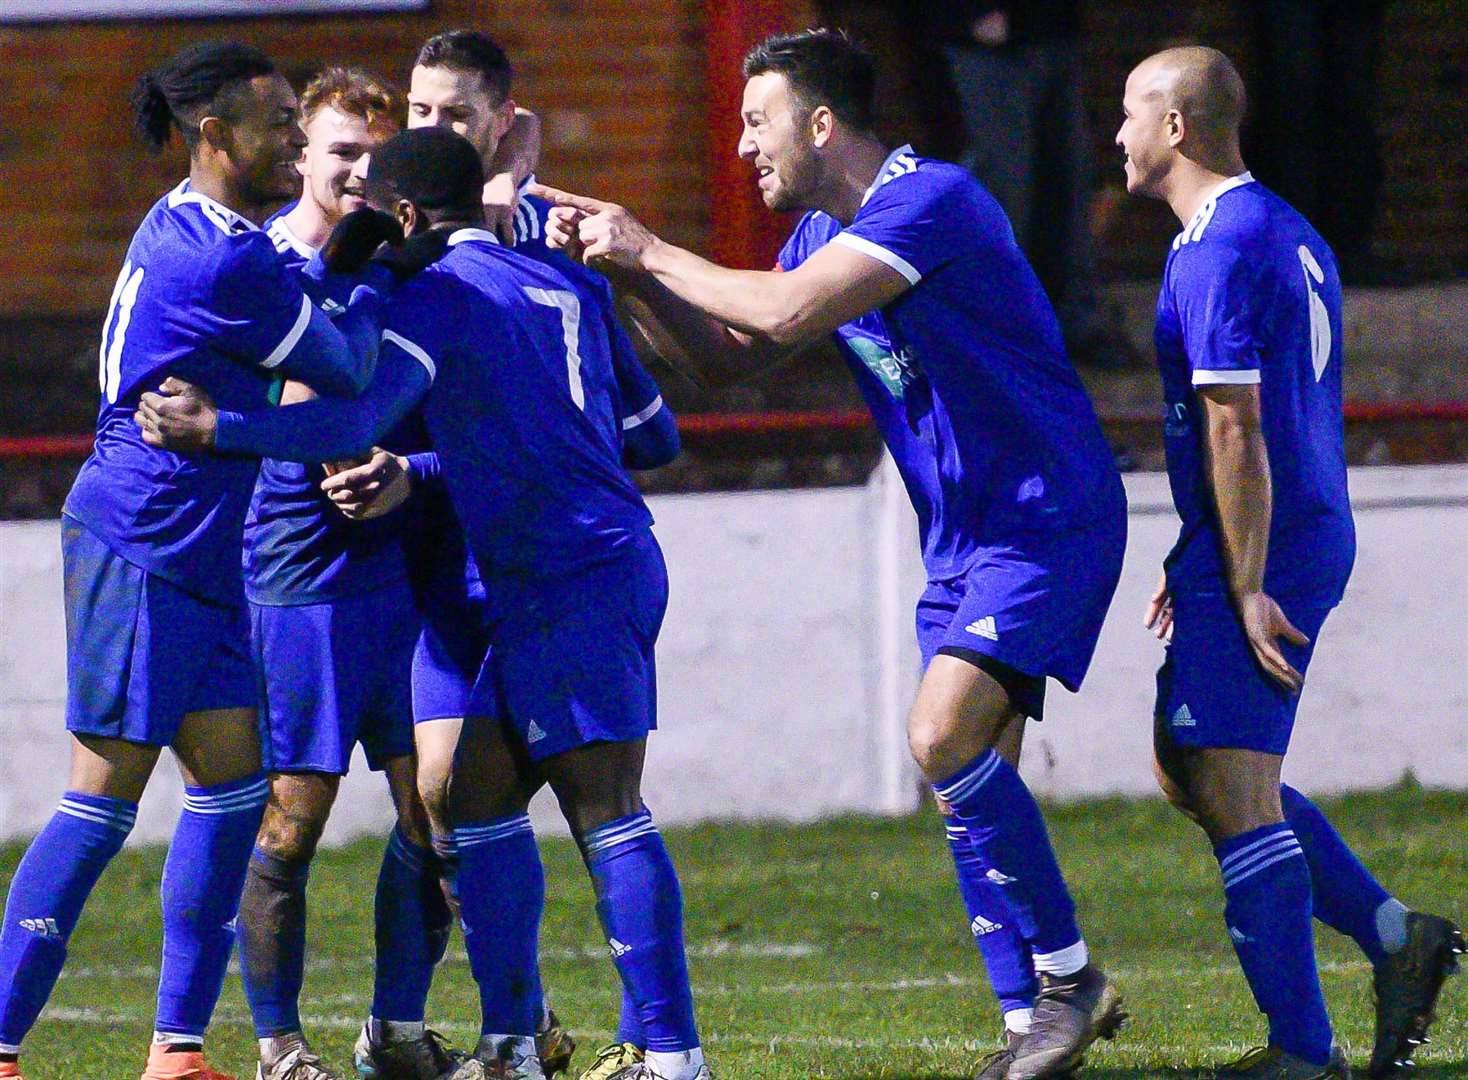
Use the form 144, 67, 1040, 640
0, 24, 1460, 1080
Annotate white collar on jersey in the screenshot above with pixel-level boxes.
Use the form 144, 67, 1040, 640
166, 180, 258, 234
267, 215, 317, 259
447, 227, 501, 247
860, 144, 917, 207
1202, 170, 1255, 205
1176, 171, 1256, 247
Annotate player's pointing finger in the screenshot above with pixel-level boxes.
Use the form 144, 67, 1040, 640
528, 183, 610, 214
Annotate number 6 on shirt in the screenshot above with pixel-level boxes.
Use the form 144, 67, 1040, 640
524, 286, 585, 409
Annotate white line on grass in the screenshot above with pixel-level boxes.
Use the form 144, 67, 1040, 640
29, 1009, 1323, 1058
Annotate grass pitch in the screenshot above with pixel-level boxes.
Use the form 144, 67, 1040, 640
3, 783, 1464, 1079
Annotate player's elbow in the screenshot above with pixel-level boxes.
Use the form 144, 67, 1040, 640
758, 304, 818, 350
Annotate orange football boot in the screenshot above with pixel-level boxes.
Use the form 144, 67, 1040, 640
139, 1043, 238, 1080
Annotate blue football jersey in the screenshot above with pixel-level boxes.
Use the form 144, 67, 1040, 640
779, 146, 1124, 581
64, 181, 324, 604
1155, 173, 1355, 602
242, 204, 419, 606
214, 228, 655, 581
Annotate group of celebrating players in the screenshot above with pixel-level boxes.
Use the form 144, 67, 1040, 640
0, 21, 1459, 1080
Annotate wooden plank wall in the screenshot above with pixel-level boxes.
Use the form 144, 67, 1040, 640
0, 0, 1462, 318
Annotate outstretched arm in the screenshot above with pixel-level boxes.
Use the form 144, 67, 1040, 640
535, 185, 910, 386
137, 345, 430, 463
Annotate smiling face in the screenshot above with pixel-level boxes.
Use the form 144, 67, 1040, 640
407, 63, 514, 168
1116, 62, 1178, 198
222, 73, 308, 203
738, 71, 824, 212
298, 105, 397, 224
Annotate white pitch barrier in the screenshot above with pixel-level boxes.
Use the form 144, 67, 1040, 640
1, 463, 1465, 845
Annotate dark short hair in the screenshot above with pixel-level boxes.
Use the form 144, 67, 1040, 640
130, 40, 276, 151
366, 126, 485, 218
742, 28, 876, 133
415, 30, 513, 105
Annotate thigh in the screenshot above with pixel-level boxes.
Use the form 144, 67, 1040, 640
908, 653, 1019, 781
67, 733, 161, 803
1156, 591, 1331, 756
172, 707, 261, 787
540, 738, 648, 836
451, 713, 540, 822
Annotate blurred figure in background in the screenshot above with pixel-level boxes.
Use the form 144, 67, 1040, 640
917, 1, 1134, 368
1245, 0, 1391, 285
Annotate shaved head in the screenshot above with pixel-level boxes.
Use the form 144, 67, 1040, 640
1132, 46, 1246, 150
1116, 45, 1248, 203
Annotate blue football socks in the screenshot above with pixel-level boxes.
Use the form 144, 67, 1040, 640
944, 820, 1039, 1022
456, 814, 544, 1037
580, 810, 700, 1055
371, 827, 452, 1023
237, 846, 311, 1037
932, 751, 1086, 972
155, 773, 269, 1040
1281, 785, 1403, 964
0, 793, 136, 1054
1215, 823, 1333, 1065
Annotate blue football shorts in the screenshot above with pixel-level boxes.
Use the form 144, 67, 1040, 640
1155, 588, 1332, 756
251, 581, 419, 774
410, 571, 491, 724
62, 516, 255, 746
915, 519, 1126, 720
466, 529, 668, 762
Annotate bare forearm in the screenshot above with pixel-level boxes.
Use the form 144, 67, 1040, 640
641, 239, 809, 344
1207, 417, 1272, 596
618, 270, 785, 387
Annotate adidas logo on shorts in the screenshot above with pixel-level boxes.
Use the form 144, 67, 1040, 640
526, 719, 548, 744
985, 868, 1017, 885
1172, 704, 1196, 728
19, 917, 62, 940
608, 937, 633, 958
965, 616, 999, 641
970, 915, 1004, 937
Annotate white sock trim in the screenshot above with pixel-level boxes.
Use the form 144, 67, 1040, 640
1032, 939, 1088, 977
0, 1040, 21, 1054
645, 1047, 705, 1080
153, 1031, 203, 1047
1376, 898, 1410, 955
1003, 1008, 1034, 1035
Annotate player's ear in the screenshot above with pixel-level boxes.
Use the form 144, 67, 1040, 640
494, 97, 517, 139
198, 115, 230, 155
1166, 108, 1185, 148
396, 198, 418, 236
809, 104, 835, 149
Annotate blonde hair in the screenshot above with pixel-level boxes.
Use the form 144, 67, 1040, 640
300, 65, 405, 129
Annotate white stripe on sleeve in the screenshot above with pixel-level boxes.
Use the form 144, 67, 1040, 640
382, 329, 437, 382
259, 294, 313, 371
831, 232, 921, 286
1192, 368, 1261, 386
622, 394, 664, 430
